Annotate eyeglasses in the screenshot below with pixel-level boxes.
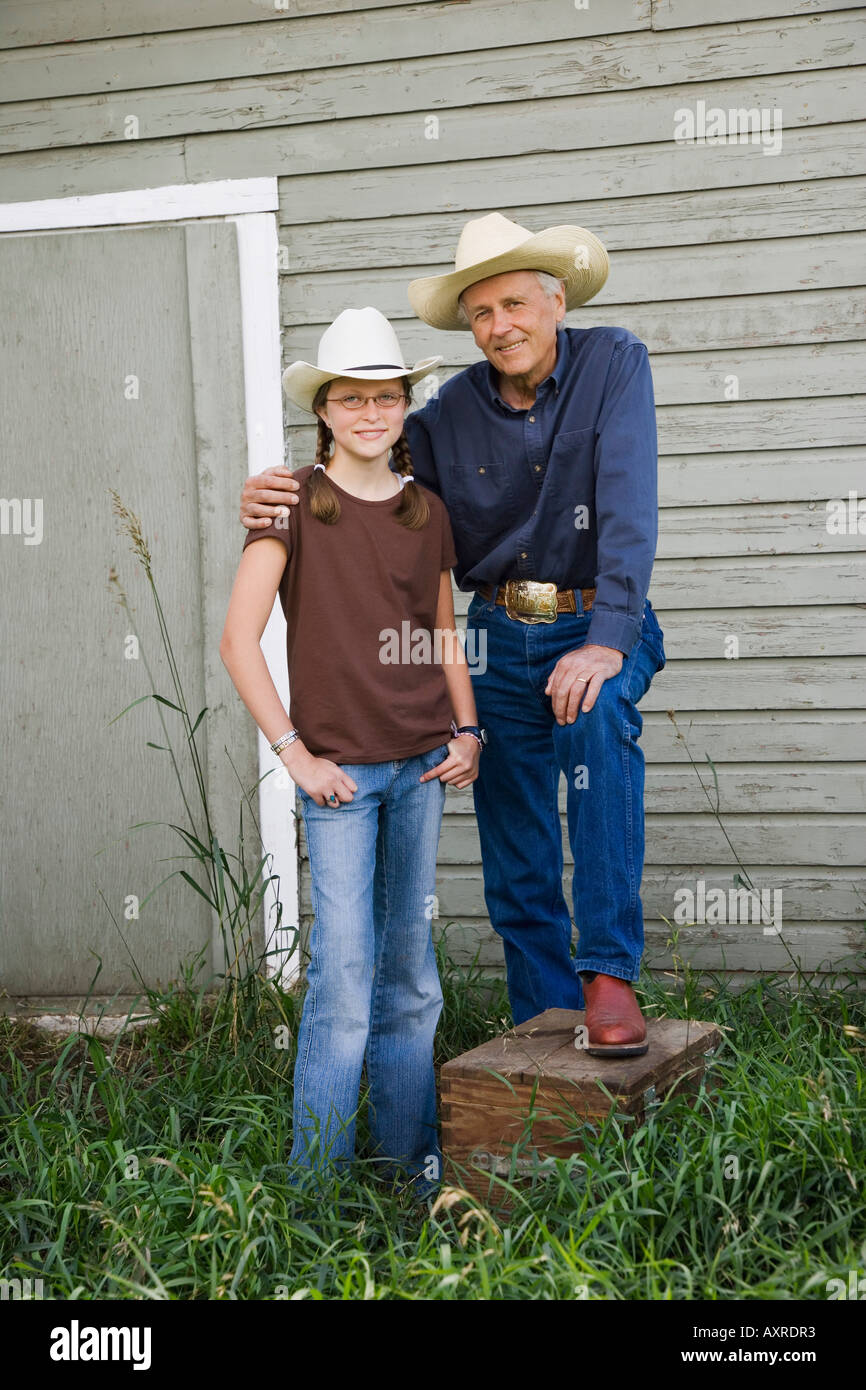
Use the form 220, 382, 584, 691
325, 391, 408, 410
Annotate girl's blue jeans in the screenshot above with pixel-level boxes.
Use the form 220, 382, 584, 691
289, 743, 448, 1188
467, 591, 667, 1026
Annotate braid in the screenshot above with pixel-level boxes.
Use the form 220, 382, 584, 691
392, 418, 430, 530
308, 391, 340, 524
391, 429, 414, 480
314, 416, 331, 469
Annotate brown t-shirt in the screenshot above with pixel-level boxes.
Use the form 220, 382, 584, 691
242, 464, 459, 764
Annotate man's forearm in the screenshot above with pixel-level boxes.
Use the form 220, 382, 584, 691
588, 340, 658, 653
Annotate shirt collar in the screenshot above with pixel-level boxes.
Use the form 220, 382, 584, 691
548, 325, 570, 393
485, 326, 569, 410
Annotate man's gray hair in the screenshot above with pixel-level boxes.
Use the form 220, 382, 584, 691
456, 269, 565, 326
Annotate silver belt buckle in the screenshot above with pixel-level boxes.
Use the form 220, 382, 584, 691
503, 580, 558, 624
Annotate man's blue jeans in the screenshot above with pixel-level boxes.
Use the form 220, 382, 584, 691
289, 744, 448, 1186
467, 591, 666, 1026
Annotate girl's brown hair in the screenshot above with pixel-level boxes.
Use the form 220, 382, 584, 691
308, 378, 430, 529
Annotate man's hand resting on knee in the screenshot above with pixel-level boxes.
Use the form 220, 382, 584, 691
240, 467, 301, 528
545, 644, 624, 723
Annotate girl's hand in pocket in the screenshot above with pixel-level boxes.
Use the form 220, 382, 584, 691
419, 736, 480, 790
286, 747, 358, 806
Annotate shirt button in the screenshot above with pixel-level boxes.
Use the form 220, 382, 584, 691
528, 415, 535, 423
535, 465, 541, 472
520, 551, 527, 559
479, 466, 486, 474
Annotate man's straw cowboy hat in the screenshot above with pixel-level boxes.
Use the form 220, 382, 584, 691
282, 306, 442, 412
407, 213, 609, 332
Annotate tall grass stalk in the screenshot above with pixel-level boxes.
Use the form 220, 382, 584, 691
107, 492, 295, 1052
660, 709, 859, 1014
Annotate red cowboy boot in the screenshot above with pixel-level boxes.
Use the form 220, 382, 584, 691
581, 973, 648, 1057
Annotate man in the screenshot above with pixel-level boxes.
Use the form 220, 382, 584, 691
240, 213, 666, 1055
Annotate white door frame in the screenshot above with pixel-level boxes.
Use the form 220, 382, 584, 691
0, 178, 299, 984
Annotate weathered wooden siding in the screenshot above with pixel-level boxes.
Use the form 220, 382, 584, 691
1, 0, 863, 982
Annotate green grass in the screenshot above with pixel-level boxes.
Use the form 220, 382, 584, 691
1, 943, 864, 1302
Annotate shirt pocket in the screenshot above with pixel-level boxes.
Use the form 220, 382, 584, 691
446, 459, 521, 549
534, 426, 597, 573
545, 425, 596, 479
540, 426, 597, 513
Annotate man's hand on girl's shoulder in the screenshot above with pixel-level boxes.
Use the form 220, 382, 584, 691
240, 467, 301, 528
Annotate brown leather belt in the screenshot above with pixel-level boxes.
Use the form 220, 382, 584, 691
477, 580, 596, 624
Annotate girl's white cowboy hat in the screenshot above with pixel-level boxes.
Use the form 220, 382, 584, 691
282, 306, 442, 412
407, 212, 609, 332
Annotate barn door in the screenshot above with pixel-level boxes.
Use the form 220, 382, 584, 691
0, 219, 258, 998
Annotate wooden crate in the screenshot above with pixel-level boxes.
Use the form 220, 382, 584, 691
441, 1008, 722, 1206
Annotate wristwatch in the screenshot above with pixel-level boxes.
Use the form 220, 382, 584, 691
450, 720, 488, 750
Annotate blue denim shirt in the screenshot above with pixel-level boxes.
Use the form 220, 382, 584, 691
404, 325, 659, 655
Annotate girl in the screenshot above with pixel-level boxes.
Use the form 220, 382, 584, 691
220, 307, 483, 1193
